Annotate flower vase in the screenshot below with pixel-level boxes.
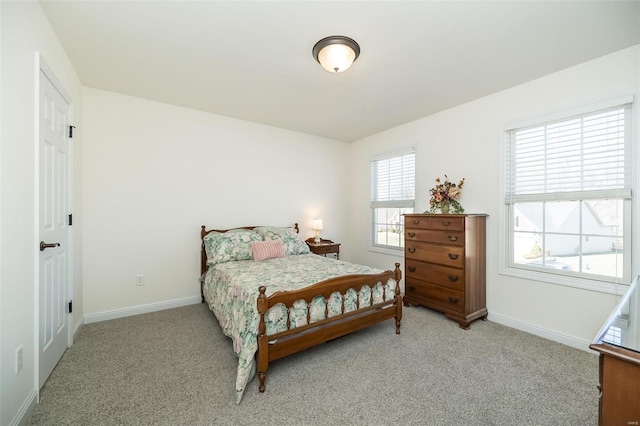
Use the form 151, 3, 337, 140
441, 203, 450, 214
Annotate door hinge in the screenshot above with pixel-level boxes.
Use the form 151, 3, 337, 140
68, 213, 73, 226
68, 300, 73, 314
69, 125, 76, 138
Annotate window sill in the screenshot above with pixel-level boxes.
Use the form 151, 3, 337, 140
368, 245, 404, 257
499, 265, 629, 296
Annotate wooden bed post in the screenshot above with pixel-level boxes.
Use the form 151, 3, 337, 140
257, 286, 269, 392
394, 262, 402, 334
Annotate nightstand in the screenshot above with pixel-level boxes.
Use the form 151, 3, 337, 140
305, 238, 341, 259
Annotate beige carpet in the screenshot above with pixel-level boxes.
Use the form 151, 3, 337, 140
26, 303, 598, 425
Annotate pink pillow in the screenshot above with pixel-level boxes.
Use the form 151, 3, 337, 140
251, 239, 285, 261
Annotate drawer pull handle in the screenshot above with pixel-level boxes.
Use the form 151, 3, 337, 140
596, 385, 602, 398
408, 232, 416, 237
442, 221, 450, 226
448, 296, 459, 304
412, 220, 420, 225
448, 253, 459, 260
448, 235, 458, 242
448, 275, 459, 282
408, 286, 416, 291
408, 248, 416, 253
408, 266, 416, 272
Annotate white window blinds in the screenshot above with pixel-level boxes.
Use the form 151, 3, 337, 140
370, 151, 415, 208
505, 102, 632, 203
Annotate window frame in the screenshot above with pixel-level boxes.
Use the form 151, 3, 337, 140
499, 95, 634, 295
369, 149, 416, 255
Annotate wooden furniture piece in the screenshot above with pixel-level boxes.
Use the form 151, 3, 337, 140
403, 213, 487, 329
305, 237, 340, 259
590, 276, 640, 425
200, 224, 402, 395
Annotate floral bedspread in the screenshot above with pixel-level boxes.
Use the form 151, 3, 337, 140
202, 254, 396, 404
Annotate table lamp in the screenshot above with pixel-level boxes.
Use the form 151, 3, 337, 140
312, 219, 323, 243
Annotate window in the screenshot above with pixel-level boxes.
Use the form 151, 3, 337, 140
370, 150, 415, 251
504, 97, 633, 287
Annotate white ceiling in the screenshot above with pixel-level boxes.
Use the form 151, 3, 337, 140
40, 1, 639, 142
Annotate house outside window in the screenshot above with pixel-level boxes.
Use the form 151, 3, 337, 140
370, 150, 415, 252
503, 96, 633, 291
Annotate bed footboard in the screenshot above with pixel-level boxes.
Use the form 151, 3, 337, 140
256, 262, 402, 393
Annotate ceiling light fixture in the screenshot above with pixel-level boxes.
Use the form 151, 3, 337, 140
312, 35, 360, 73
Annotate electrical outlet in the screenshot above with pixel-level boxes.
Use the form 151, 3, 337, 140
136, 274, 145, 286
15, 345, 23, 374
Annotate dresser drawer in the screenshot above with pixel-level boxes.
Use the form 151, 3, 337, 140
405, 278, 465, 314
428, 217, 464, 231
405, 216, 430, 229
315, 245, 338, 255
405, 259, 464, 291
405, 242, 464, 268
405, 229, 464, 246
405, 215, 465, 231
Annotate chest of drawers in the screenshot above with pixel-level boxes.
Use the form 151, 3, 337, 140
590, 276, 640, 425
403, 214, 487, 329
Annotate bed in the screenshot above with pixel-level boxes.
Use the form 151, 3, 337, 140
200, 224, 402, 403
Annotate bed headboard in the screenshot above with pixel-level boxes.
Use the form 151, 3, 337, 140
200, 223, 300, 283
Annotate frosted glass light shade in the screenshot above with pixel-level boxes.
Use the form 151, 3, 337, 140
317, 44, 356, 73
313, 36, 360, 73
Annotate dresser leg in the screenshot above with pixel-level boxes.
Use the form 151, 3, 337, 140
444, 313, 471, 330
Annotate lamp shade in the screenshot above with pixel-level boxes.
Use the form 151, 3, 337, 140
312, 36, 360, 73
312, 219, 324, 230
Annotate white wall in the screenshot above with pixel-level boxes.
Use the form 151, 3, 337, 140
82, 88, 349, 318
347, 45, 640, 349
0, 2, 83, 425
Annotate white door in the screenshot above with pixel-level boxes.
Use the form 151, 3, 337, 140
39, 69, 71, 388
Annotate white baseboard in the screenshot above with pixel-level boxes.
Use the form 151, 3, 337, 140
488, 312, 594, 353
10, 387, 37, 426
73, 316, 84, 340
84, 296, 202, 324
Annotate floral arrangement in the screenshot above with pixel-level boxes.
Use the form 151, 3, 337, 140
428, 175, 465, 214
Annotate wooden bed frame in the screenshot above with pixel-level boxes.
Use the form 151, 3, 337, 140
200, 224, 403, 394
